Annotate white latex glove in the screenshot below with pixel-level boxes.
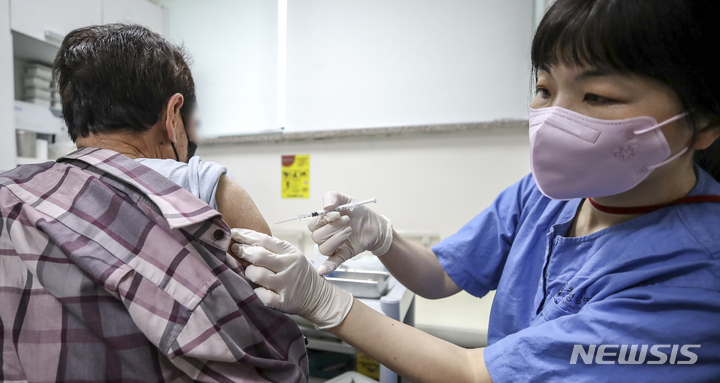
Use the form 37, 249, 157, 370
309, 191, 393, 275
230, 228, 354, 330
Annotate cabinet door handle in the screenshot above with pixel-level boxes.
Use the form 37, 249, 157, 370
44, 29, 65, 45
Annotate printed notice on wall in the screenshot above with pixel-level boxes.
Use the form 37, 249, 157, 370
281, 155, 310, 199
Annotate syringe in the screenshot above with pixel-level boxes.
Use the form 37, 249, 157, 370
274, 197, 377, 225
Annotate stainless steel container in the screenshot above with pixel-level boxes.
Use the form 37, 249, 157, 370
326, 269, 391, 299
16, 130, 36, 158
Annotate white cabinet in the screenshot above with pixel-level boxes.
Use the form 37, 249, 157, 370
10, 0, 166, 43
102, 0, 165, 36
4, 0, 167, 170
10, 0, 102, 44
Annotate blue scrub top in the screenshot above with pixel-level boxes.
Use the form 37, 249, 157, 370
434, 168, 720, 382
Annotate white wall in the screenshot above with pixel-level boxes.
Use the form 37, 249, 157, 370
162, 1, 534, 137
287, 0, 534, 132
533, 0, 556, 31
161, 0, 278, 138
196, 128, 531, 342
102, 0, 165, 36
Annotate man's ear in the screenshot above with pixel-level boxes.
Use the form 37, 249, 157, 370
164, 93, 185, 143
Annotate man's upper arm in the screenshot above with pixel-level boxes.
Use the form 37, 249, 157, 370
215, 174, 272, 236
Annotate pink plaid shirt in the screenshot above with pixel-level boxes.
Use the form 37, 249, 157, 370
0, 148, 308, 382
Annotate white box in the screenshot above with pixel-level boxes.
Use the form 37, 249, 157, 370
23, 76, 52, 88
36, 138, 48, 161
25, 64, 52, 80
24, 87, 52, 99
325, 372, 378, 383
23, 97, 51, 107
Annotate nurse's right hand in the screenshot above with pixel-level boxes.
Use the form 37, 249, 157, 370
309, 191, 393, 275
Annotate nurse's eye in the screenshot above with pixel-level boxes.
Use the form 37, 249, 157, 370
535, 87, 551, 99
584, 93, 617, 105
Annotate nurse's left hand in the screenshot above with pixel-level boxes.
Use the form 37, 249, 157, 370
230, 228, 354, 330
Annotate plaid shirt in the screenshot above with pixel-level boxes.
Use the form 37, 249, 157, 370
0, 148, 308, 382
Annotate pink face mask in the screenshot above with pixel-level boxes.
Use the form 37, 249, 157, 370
528, 106, 688, 200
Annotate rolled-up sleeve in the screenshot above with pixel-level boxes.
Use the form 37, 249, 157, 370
189, 157, 227, 211
432, 174, 537, 298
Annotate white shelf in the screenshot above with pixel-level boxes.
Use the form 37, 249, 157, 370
14, 100, 65, 135
15, 156, 49, 166
12, 31, 59, 66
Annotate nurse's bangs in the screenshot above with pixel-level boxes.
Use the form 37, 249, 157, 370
531, 0, 688, 77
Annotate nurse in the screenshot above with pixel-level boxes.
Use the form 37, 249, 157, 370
232, 0, 720, 381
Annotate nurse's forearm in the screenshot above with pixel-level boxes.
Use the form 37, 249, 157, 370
330, 299, 492, 383
380, 231, 462, 299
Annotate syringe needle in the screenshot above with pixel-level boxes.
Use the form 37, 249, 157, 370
273, 217, 300, 225
274, 197, 377, 225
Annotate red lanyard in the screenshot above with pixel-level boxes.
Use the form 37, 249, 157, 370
588, 195, 720, 215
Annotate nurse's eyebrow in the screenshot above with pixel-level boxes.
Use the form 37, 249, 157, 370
574, 68, 618, 81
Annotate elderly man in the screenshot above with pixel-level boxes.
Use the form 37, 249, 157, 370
0, 24, 307, 382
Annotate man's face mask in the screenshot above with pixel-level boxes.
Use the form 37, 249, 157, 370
171, 111, 197, 162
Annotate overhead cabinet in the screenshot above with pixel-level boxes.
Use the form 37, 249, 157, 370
10, 0, 102, 44
10, 0, 164, 45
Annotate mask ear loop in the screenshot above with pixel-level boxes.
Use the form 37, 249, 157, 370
646, 146, 689, 171
634, 112, 690, 171
633, 112, 688, 135
170, 142, 180, 161
169, 108, 189, 162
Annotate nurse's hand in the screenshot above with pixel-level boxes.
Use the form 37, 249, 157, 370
309, 191, 393, 275
230, 228, 354, 330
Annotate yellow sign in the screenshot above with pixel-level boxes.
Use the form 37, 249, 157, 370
356, 352, 381, 380
281, 155, 310, 199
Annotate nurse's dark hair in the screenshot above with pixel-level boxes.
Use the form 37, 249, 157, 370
532, 0, 720, 182
52, 24, 195, 142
